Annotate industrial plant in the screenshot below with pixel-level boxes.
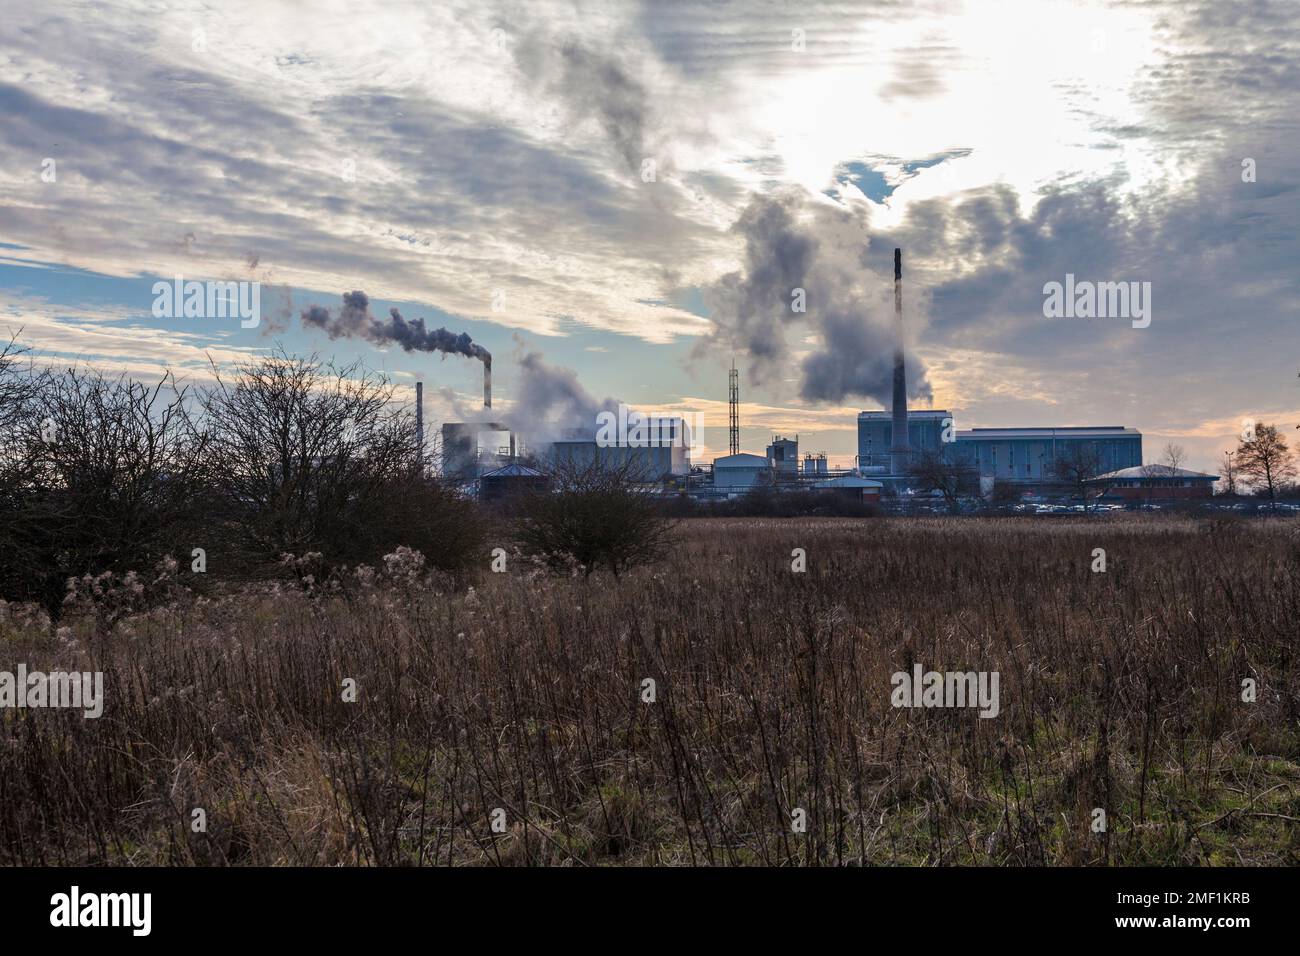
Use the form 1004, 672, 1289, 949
430, 248, 1216, 505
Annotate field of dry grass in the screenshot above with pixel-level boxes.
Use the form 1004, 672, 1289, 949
1, 515, 1297, 866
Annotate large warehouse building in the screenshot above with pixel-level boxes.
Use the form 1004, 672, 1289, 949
953, 426, 1143, 487
851, 412, 1145, 495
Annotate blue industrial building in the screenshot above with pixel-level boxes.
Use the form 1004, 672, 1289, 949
857, 410, 953, 470
953, 426, 1142, 487
854, 412, 1144, 495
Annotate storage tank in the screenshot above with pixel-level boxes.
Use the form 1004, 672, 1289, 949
802, 453, 828, 476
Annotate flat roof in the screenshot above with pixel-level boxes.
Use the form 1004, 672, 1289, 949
859, 409, 951, 419
956, 427, 1141, 439
813, 475, 883, 489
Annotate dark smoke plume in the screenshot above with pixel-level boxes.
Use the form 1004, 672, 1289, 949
300, 290, 491, 370
701, 190, 931, 406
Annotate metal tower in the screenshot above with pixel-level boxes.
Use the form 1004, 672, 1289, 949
728, 361, 740, 456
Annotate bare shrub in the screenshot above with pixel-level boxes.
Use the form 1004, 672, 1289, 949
200, 350, 483, 578
0, 365, 205, 621
1, 516, 1296, 867
514, 458, 675, 577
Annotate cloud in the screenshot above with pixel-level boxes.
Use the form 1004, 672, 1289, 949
0, 290, 261, 382
0, 0, 1297, 473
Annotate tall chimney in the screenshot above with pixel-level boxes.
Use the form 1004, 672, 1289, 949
890, 248, 910, 475
483, 358, 492, 409
728, 361, 740, 456
415, 381, 424, 452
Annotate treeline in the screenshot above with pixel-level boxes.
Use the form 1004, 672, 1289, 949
0, 342, 482, 621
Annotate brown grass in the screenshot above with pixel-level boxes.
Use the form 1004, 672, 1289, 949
1, 515, 1297, 866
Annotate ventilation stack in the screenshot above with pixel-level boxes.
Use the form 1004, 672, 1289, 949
890, 248, 910, 476
415, 381, 424, 453
728, 361, 740, 456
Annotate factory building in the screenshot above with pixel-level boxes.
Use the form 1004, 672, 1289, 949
813, 473, 883, 502
478, 462, 549, 501
953, 426, 1142, 488
550, 416, 692, 481
712, 453, 772, 491
441, 422, 516, 479
551, 439, 689, 481
857, 409, 953, 470
766, 435, 799, 476
1087, 465, 1218, 500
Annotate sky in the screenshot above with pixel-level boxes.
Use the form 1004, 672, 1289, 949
1, 0, 1297, 470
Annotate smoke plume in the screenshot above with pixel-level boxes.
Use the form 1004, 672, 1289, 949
702, 190, 931, 406
300, 289, 491, 370
500, 344, 620, 445
512, 34, 660, 177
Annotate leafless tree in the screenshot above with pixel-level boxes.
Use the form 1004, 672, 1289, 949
1218, 450, 1239, 496
0, 335, 33, 425
0, 365, 205, 620
907, 449, 978, 513
516, 457, 675, 578
0, 335, 40, 498
200, 349, 479, 577
1162, 443, 1186, 473
1235, 423, 1297, 506
1050, 443, 1108, 511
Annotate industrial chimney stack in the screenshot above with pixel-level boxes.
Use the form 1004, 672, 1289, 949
728, 361, 740, 456
484, 359, 492, 409
415, 381, 424, 453
890, 248, 910, 475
